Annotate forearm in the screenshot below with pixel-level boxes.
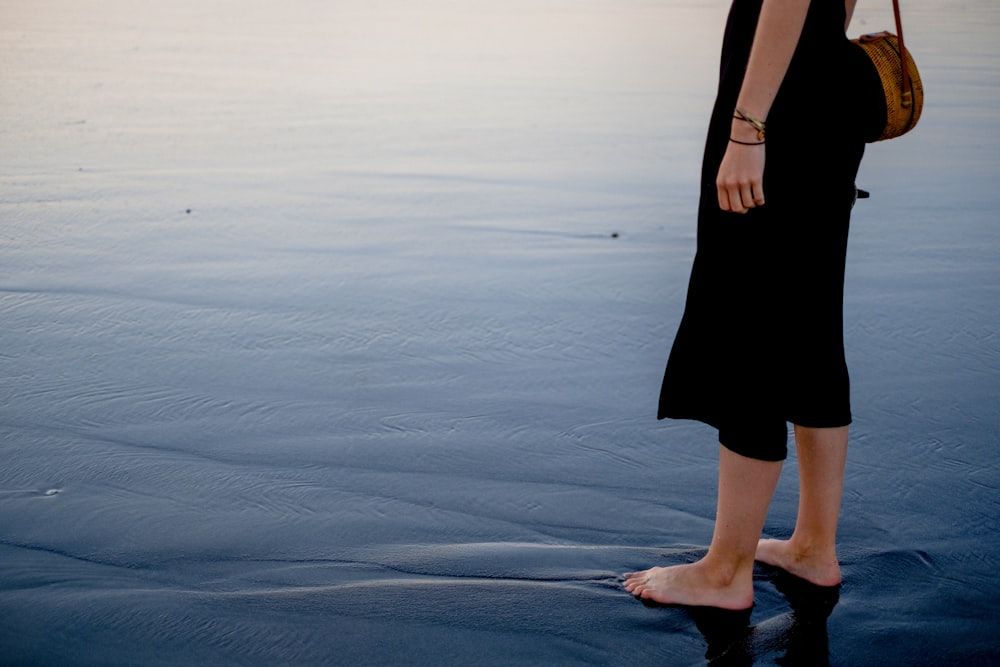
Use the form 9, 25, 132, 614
733, 0, 812, 130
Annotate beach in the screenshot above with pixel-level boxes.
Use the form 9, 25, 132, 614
2, 0, 999, 664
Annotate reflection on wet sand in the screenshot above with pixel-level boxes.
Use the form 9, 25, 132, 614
685, 570, 840, 666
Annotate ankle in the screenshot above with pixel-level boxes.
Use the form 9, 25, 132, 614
781, 536, 839, 567
698, 552, 755, 588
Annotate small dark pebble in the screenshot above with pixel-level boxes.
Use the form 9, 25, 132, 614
610, 232, 619, 238
186, 209, 192, 214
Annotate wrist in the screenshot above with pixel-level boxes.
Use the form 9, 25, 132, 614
730, 120, 764, 145
732, 107, 767, 141
729, 136, 765, 146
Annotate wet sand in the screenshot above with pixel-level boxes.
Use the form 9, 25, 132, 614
2, 0, 999, 664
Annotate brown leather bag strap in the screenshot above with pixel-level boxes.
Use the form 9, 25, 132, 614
892, 0, 914, 107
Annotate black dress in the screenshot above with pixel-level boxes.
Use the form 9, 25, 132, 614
657, 0, 874, 461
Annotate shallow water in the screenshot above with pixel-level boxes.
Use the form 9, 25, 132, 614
2, 0, 999, 664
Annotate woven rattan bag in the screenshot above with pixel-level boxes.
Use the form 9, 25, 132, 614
850, 0, 923, 142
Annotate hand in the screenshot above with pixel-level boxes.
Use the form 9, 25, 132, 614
717, 120, 766, 214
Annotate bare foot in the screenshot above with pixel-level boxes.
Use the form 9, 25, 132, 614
622, 561, 754, 610
755, 538, 841, 587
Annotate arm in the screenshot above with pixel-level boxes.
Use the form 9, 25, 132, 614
845, 0, 858, 31
716, 0, 811, 213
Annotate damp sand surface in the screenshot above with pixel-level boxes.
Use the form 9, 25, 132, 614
2, 1, 999, 664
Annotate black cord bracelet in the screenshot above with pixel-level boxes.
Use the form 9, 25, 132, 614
729, 137, 765, 146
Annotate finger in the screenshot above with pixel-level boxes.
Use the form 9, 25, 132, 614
730, 187, 749, 214
740, 183, 756, 210
753, 182, 765, 206
718, 184, 742, 214
717, 185, 730, 212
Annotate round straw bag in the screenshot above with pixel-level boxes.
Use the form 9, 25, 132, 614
850, 1, 923, 142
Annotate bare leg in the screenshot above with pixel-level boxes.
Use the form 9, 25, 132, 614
756, 425, 847, 586
624, 445, 782, 609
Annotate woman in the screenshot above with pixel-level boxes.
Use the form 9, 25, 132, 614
624, 0, 869, 610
